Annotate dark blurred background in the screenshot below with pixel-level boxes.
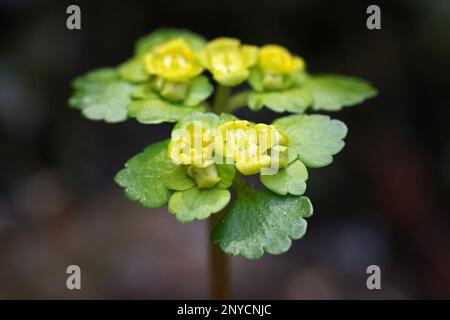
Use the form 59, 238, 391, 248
0, 0, 449, 299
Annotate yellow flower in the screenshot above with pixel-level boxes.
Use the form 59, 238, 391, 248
167, 123, 220, 188
258, 44, 305, 75
216, 120, 289, 175
144, 38, 204, 82
168, 123, 214, 166
252, 44, 306, 91
198, 38, 258, 86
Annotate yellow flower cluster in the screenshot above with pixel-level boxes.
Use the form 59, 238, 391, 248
167, 120, 289, 188
142, 37, 305, 90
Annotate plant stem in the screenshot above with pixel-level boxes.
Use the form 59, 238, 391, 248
213, 85, 231, 114
208, 84, 232, 299
208, 208, 230, 299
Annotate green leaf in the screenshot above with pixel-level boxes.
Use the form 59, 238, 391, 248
69, 68, 135, 123
135, 28, 206, 56
131, 83, 160, 100
291, 70, 310, 86
114, 140, 194, 208
248, 68, 264, 92
118, 58, 149, 82
128, 99, 205, 124
184, 76, 214, 106
260, 160, 308, 196
219, 113, 239, 122
165, 166, 196, 191
216, 164, 236, 189
211, 184, 313, 259
248, 88, 313, 113
168, 187, 231, 223
304, 74, 377, 111
286, 147, 298, 164
274, 114, 348, 168
173, 112, 222, 131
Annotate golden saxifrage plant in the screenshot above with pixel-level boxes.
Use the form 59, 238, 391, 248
69, 28, 376, 260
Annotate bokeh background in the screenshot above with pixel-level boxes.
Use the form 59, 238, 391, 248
1, 0, 449, 299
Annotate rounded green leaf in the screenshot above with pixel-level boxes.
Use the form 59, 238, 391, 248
216, 164, 236, 189
114, 140, 194, 208
211, 184, 313, 259
304, 74, 377, 111
260, 160, 308, 196
248, 68, 264, 92
135, 28, 206, 56
248, 88, 313, 113
69, 68, 136, 123
219, 113, 239, 122
118, 58, 149, 83
183, 76, 214, 106
171, 112, 238, 133
274, 114, 348, 168
165, 166, 196, 191
131, 83, 158, 100
173, 112, 222, 131
128, 99, 205, 124
286, 147, 298, 164
168, 187, 231, 223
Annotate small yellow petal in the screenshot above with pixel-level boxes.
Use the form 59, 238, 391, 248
292, 56, 306, 71
235, 161, 261, 175
241, 45, 259, 67
206, 37, 240, 52
258, 44, 302, 75
144, 53, 156, 74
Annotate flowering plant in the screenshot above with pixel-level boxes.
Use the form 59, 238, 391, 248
69, 28, 376, 260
